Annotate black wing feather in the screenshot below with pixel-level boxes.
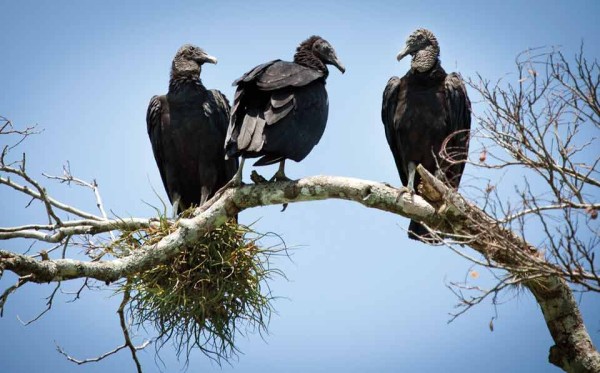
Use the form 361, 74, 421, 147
381, 76, 408, 186
208, 89, 231, 131
208, 89, 238, 182
254, 82, 327, 165
256, 61, 324, 90
146, 95, 173, 201
238, 110, 260, 150
265, 94, 294, 125
226, 60, 326, 160
443, 72, 471, 187
232, 59, 280, 86
270, 91, 294, 108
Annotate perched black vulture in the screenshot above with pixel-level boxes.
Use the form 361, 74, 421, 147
225, 35, 345, 183
147, 44, 238, 216
382, 29, 471, 241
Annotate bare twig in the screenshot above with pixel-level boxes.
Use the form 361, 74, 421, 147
43, 163, 116, 240
118, 289, 144, 373
0, 175, 102, 221
56, 339, 151, 367
461, 46, 599, 295
0, 217, 158, 243
17, 282, 61, 325
55, 290, 151, 369
0, 275, 31, 317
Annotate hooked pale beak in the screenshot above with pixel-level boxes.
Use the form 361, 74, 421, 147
330, 55, 346, 74
396, 45, 413, 61
199, 53, 218, 65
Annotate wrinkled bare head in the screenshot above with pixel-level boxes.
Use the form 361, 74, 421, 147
294, 36, 345, 74
396, 29, 440, 72
171, 44, 218, 79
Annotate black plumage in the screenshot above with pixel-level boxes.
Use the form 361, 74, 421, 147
382, 29, 471, 241
225, 35, 345, 182
147, 44, 238, 216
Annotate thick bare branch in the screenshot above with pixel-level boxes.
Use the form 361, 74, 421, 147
416, 165, 600, 373
0, 176, 435, 283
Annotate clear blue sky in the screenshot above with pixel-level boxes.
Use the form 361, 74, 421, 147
1, 1, 599, 372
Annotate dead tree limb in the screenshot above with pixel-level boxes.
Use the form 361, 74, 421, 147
1, 170, 598, 372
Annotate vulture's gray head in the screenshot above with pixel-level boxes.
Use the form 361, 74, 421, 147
311, 37, 345, 73
171, 44, 218, 80
396, 29, 440, 72
295, 36, 345, 74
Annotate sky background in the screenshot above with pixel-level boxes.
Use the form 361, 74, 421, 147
1, 1, 599, 372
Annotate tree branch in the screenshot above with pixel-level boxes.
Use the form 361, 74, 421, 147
1, 171, 598, 371
0, 176, 435, 283
416, 165, 600, 373
0, 218, 159, 243
0, 175, 102, 221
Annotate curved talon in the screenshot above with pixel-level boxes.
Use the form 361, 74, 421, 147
270, 173, 291, 182
395, 186, 414, 203
270, 160, 291, 182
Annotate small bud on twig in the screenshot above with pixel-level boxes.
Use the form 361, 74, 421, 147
479, 149, 487, 163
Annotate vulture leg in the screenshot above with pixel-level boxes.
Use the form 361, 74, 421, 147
271, 161, 290, 212
270, 160, 291, 182
407, 161, 417, 193
172, 194, 181, 219
434, 168, 445, 182
200, 186, 210, 207
228, 157, 245, 187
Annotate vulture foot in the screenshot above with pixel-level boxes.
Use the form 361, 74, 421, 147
395, 186, 414, 203
270, 160, 291, 182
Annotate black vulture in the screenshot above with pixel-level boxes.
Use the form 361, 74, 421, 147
147, 44, 238, 216
381, 29, 471, 241
224, 35, 345, 183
